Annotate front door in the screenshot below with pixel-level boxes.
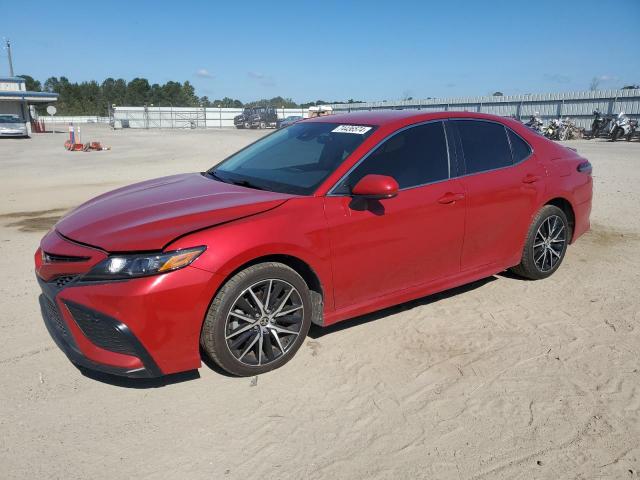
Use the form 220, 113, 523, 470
324, 121, 466, 309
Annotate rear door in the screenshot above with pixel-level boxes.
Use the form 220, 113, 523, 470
451, 120, 546, 271
324, 121, 466, 309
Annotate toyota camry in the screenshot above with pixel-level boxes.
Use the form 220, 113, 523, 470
35, 111, 592, 377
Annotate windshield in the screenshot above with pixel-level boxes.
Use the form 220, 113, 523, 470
0, 115, 21, 124
210, 122, 376, 195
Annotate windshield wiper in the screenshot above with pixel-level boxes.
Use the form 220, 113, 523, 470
206, 170, 265, 191
206, 170, 229, 183
229, 179, 265, 191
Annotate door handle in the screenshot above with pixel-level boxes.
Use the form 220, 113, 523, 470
522, 174, 541, 184
438, 192, 465, 204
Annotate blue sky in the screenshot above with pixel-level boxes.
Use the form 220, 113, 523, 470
2, 0, 639, 103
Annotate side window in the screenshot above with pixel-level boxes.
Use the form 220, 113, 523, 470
454, 120, 513, 174
337, 121, 449, 191
507, 128, 532, 163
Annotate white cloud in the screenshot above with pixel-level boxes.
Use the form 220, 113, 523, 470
195, 68, 214, 79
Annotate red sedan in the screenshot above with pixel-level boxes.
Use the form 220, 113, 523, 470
35, 111, 592, 377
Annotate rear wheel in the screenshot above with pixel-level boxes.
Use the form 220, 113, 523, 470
511, 205, 570, 280
201, 262, 312, 376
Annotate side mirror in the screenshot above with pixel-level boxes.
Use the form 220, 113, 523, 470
351, 174, 399, 199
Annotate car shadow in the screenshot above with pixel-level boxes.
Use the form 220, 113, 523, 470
76, 275, 499, 386
308, 275, 497, 339
77, 365, 200, 388
497, 270, 529, 281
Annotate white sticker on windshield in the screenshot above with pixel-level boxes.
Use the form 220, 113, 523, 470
331, 125, 372, 134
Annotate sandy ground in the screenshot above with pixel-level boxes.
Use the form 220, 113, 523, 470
1, 125, 639, 479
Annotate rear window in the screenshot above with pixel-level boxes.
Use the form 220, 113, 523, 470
507, 129, 532, 163
454, 120, 513, 174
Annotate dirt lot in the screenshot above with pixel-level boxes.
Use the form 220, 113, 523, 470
1, 125, 639, 479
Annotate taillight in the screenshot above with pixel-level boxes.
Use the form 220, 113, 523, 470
577, 161, 592, 174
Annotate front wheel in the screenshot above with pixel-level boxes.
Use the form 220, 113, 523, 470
511, 205, 571, 280
201, 262, 312, 376
626, 129, 635, 141
610, 127, 621, 142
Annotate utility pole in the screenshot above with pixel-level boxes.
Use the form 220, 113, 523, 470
6, 40, 14, 76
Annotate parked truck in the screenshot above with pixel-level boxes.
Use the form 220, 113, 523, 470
234, 106, 278, 129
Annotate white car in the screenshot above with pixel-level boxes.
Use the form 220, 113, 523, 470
0, 115, 28, 137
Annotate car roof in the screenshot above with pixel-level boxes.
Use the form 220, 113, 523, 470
305, 110, 519, 129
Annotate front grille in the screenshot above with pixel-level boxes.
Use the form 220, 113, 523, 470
43, 297, 68, 338
43, 252, 89, 263
65, 303, 138, 356
52, 275, 78, 288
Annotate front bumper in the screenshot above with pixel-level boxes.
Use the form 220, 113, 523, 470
37, 266, 219, 377
38, 276, 162, 378
36, 232, 221, 377
0, 129, 27, 136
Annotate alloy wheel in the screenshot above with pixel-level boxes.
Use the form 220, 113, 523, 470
224, 279, 304, 366
533, 215, 566, 272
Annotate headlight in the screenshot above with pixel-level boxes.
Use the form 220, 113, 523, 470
83, 246, 205, 281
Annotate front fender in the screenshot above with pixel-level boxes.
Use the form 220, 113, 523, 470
166, 197, 335, 310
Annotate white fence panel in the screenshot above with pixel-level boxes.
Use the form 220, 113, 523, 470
113, 107, 310, 129
42, 115, 109, 124
330, 89, 640, 129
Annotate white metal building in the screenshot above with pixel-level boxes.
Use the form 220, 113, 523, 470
0, 77, 58, 134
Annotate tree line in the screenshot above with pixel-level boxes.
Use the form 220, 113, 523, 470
18, 75, 363, 115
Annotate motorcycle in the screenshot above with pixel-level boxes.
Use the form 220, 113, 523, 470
543, 118, 581, 141
524, 112, 544, 133
589, 109, 612, 139
610, 112, 633, 142
560, 118, 583, 140
558, 118, 570, 141
544, 119, 562, 140
625, 119, 638, 141
524, 113, 544, 133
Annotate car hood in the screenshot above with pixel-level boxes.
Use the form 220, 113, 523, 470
56, 173, 293, 252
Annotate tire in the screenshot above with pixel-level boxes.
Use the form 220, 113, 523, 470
259, 121, 266, 129
201, 262, 312, 376
610, 127, 620, 142
511, 205, 571, 280
244, 122, 251, 129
